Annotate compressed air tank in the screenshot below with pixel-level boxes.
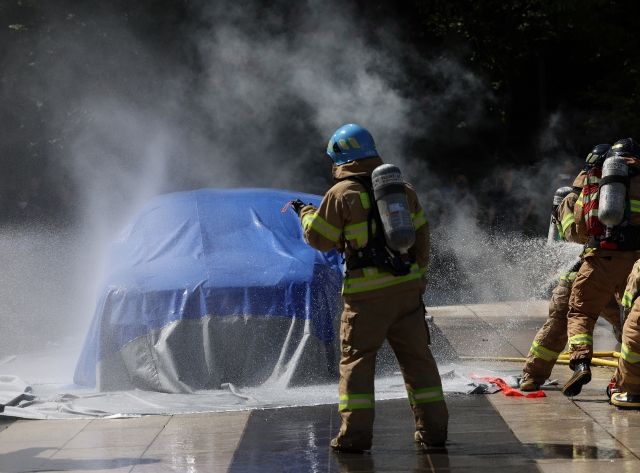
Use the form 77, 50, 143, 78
371, 164, 415, 253
547, 186, 574, 244
599, 156, 628, 227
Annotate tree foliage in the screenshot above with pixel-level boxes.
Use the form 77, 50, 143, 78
415, 0, 640, 139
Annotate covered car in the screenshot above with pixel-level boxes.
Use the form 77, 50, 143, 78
74, 188, 343, 393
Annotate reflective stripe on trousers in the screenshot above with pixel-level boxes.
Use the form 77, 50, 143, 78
529, 341, 561, 361
621, 343, 640, 364
407, 387, 444, 405
568, 333, 593, 347
339, 393, 375, 411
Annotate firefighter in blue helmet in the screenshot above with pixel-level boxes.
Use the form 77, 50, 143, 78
291, 124, 448, 453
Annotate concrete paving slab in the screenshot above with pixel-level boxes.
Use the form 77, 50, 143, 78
428, 306, 477, 318
0, 446, 58, 473
140, 410, 250, 472
82, 416, 170, 431
0, 419, 90, 446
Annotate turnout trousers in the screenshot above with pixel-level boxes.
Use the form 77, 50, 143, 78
615, 260, 640, 394
567, 255, 634, 365
335, 287, 448, 450
522, 278, 621, 384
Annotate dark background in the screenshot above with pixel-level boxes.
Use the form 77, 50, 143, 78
1, 0, 639, 232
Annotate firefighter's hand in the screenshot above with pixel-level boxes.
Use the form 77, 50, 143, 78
624, 157, 640, 169
291, 199, 307, 216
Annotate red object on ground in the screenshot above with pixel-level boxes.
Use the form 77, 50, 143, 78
473, 376, 546, 398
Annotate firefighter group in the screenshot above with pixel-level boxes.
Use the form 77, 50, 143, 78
521, 137, 640, 408
291, 123, 640, 454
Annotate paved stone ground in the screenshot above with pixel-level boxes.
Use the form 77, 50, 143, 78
1, 301, 638, 473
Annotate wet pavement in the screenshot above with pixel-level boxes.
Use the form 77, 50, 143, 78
2, 300, 640, 472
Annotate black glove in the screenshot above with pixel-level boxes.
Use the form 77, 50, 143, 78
291, 199, 307, 216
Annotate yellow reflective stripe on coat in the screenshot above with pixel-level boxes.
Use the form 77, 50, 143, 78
338, 393, 375, 411
359, 192, 371, 210
560, 271, 578, 282
530, 341, 560, 361
623, 290, 635, 308
343, 264, 422, 294
344, 220, 377, 247
411, 210, 428, 231
568, 334, 593, 347
561, 213, 575, 232
576, 192, 584, 206
420, 265, 428, 276
304, 214, 341, 243
621, 344, 640, 364
631, 200, 640, 213
407, 387, 444, 405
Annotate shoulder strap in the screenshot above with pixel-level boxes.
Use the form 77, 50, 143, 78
346, 176, 385, 247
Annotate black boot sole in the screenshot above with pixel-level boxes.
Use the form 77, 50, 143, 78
562, 370, 591, 397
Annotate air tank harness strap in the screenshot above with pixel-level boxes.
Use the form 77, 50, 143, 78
343, 175, 414, 277
587, 225, 640, 251
599, 175, 630, 188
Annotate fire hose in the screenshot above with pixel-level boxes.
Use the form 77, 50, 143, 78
459, 351, 620, 368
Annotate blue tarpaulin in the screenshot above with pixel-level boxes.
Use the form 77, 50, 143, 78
74, 188, 343, 393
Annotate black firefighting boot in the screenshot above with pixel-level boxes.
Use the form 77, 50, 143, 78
520, 378, 541, 392
562, 360, 591, 397
330, 437, 366, 454
611, 392, 640, 409
414, 431, 446, 449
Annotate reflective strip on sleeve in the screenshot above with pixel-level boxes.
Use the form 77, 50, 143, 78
568, 333, 593, 347
343, 264, 422, 294
304, 214, 341, 243
621, 344, 640, 364
411, 210, 428, 231
623, 290, 635, 308
420, 265, 428, 276
338, 393, 375, 411
530, 341, 560, 361
344, 221, 377, 248
302, 214, 314, 229
561, 213, 575, 232
630, 200, 640, 214
576, 192, 584, 206
560, 271, 578, 282
407, 387, 444, 405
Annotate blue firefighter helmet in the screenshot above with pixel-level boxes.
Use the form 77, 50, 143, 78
327, 124, 378, 165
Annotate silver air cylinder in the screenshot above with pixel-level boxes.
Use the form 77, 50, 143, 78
599, 156, 628, 227
371, 164, 416, 253
547, 186, 574, 244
